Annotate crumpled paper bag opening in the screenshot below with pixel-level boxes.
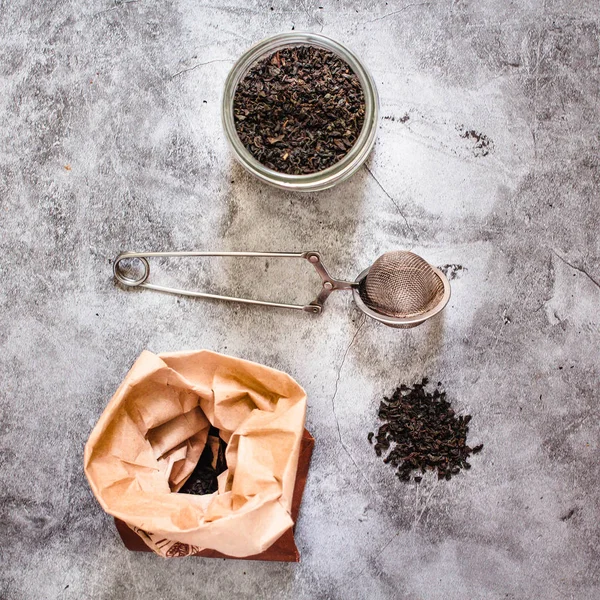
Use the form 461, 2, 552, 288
84, 350, 307, 558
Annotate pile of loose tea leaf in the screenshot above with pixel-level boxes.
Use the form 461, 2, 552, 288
179, 427, 228, 495
233, 45, 365, 174
368, 379, 483, 482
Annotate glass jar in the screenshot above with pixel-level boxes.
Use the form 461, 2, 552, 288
221, 32, 379, 192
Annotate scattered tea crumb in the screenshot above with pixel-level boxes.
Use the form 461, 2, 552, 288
233, 46, 365, 174
383, 113, 409, 123
459, 127, 494, 157
439, 264, 465, 280
370, 378, 483, 482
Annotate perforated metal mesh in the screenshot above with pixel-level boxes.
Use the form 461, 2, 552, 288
359, 251, 445, 318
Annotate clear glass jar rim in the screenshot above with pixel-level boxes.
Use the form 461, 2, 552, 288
221, 32, 379, 188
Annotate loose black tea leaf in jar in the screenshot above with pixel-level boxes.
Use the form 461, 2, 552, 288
368, 379, 484, 482
179, 427, 228, 496
233, 46, 366, 175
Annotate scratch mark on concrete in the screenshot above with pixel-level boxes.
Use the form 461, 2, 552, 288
124, 552, 143, 600
208, 24, 251, 43
109, 17, 164, 84
365, 165, 417, 239
95, 0, 140, 16
413, 478, 420, 524
331, 315, 376, 493
552, 250, 600, 291
299, 0, 324, 32
364, 2, 430, 23
361, 483, 439, 578
375, 529, 401, 556
565, 415, 589, 433
170, 59, 234, 79
413, 478, 439, 528
529, 13, 546, 161
354, 523, 405, 580
489, 315, 508, 354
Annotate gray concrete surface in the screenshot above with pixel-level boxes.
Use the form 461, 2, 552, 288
1, 1, 599, 598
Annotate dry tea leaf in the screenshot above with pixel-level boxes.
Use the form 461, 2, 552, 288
369, 379, 483, 482
233, 45, 365, 175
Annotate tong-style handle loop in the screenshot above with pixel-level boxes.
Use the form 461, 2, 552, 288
113, 251, 356, 314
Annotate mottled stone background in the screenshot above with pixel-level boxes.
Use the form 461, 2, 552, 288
1, 1, 599, 599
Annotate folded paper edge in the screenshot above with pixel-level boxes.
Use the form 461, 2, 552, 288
117, 430, 315, 561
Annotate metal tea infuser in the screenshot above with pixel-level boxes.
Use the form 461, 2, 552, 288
113, 250, 450, 328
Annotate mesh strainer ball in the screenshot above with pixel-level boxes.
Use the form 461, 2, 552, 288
358, 251, 446, 319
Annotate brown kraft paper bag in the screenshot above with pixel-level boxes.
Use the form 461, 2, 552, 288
84, 350, 307, 558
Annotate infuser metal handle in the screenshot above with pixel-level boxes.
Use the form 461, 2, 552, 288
113, 251, 357, 314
